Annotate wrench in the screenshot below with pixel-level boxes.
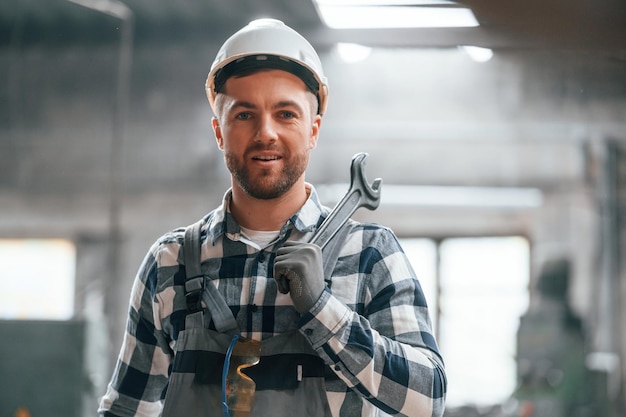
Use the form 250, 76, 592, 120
310, 152, 382, 249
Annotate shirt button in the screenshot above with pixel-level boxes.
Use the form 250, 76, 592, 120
304, 328, 313, 336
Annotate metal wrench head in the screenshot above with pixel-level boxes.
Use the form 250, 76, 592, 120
349, 153, 382, 210
308, 152, 382, 249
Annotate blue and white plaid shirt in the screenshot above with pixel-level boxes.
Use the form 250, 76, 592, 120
99, 185, 446, 417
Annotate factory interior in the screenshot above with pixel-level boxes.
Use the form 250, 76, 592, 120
1, 0, 625, 416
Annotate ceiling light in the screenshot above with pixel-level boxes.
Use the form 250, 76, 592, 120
336, 42, 373, 62
313, 0, 479, 29
460, 45, 493, 62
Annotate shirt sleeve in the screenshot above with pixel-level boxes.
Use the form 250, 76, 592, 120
300, 225, 447, 417
98, 242, 173, 417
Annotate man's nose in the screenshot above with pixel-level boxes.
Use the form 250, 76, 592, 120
255, 115, 278, 142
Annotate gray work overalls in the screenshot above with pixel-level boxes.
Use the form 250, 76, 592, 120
160, 220, 349, 417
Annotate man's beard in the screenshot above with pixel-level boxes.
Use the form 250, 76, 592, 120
225, 149, 309, 200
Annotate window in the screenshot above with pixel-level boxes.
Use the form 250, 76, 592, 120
0, 239, 76, 320
401, 236, 530, 408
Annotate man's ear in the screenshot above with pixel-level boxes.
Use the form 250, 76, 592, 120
309, 115, 321, 150
211, 117, 224, 149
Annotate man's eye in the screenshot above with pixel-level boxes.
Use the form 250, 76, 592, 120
281, 111, 295, 119
236, 113, 251, 120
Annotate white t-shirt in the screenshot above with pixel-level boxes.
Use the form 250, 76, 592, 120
239, 226, 280, 250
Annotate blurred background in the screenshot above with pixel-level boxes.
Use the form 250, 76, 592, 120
1, 0, 625, 416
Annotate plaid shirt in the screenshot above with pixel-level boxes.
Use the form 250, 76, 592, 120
99, 185, 446, 417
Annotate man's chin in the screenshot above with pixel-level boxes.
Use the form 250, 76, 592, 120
241, 181, 291, 200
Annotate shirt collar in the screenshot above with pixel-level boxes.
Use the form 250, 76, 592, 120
205, 184, 328, 245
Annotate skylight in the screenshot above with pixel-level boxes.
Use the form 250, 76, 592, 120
313, 0, 479, 29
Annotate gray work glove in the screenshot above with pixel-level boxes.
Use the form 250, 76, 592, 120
274, 241, 325, 314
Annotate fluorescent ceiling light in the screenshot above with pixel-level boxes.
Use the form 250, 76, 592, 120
318, 0, 459, 5
336, 42, 373, 62
460, 45, 493, 62
313, 1, 479, 29
67, 0, 132, 19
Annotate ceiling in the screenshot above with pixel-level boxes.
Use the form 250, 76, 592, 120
2, 0, 626, 51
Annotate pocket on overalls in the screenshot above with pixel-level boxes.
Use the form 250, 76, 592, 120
251, 377, 332, 417
161, 327, 232, 417
245, 333, 333, 417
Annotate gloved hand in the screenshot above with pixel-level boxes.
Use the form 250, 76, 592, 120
274, 241, 325, 314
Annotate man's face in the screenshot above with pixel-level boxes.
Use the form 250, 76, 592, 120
212, 69, 321, 200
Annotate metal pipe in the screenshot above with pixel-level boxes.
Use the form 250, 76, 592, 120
66, 0, 134, 370
597, 139, 621, 414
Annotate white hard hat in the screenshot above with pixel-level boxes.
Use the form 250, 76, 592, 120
206, 19, 328, 115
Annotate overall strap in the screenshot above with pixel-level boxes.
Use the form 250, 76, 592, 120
183, 220, 203, 313
183, 219, 239, 333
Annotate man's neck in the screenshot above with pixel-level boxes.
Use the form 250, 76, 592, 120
229, 182, 310, 231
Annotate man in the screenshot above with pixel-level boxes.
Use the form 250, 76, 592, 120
99, 19, 446, 417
